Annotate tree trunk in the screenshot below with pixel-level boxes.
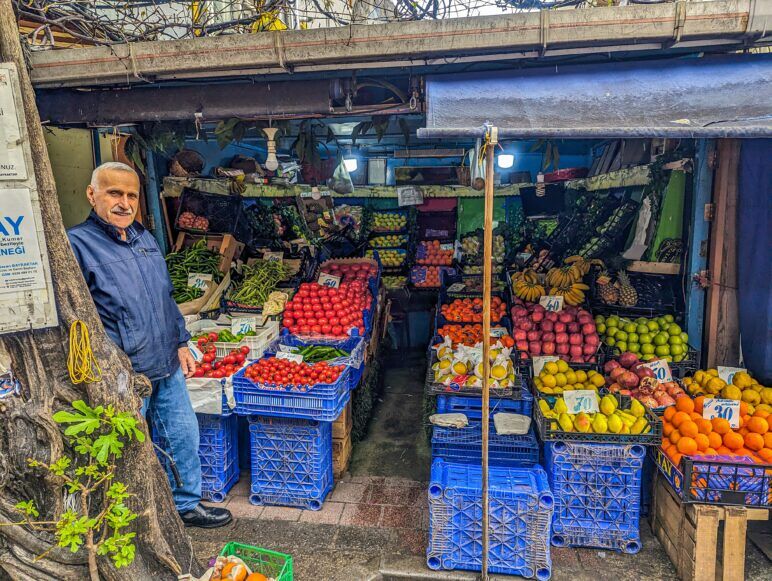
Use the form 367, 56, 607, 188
0, 5, 203, 580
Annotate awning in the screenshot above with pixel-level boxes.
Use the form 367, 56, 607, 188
418, 55, 772, 139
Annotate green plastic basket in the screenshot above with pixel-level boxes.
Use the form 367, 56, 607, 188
218, 542, 293, 581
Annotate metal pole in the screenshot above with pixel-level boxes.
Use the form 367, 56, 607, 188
480, 125, 497, 580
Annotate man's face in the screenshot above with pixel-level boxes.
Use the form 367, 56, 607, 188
87, 169, 141, 230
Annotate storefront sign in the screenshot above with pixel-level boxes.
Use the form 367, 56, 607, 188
0, 188, 47, 293
0, 68, 27, 180
318, 273, 341, 288
539, 295, 564, 312
563, 390, 599, 414
532, 355, 559, 376
641, 359, 673, 383
717, 366, 746, 384
703, 398, 740, 429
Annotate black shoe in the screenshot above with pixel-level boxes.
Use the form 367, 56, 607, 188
179, 504, 233, 529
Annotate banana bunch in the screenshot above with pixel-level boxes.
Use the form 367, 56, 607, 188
548, 282, 590, 306
564, 255, 604, 276
546, 264, 582, 288
512, 269, 545, 302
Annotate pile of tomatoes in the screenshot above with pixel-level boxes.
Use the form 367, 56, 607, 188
440, 297, 507, 323
282, 281, 372, 337
318, 260, 378, 284
243, 357, 345, 391
437, 324, 515, 348
193, 343, 250, 379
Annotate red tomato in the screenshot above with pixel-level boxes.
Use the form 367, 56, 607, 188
207, 332, 219, 342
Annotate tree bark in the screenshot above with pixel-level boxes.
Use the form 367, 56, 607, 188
0, 5, 202, 580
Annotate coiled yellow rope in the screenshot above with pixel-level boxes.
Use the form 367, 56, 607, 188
67, 320, 102, 384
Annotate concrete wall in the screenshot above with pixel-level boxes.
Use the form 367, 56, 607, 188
44, 127, 95, 228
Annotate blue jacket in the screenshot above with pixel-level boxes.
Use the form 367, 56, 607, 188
67, 212, 190, 381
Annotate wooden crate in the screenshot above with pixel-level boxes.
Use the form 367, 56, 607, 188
173, 232, 244, 273
650, 470, 769, 581
333, 401, 352, 440
332, 432, 353, 480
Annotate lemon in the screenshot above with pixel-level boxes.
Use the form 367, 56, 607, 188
732, 372, 752, 389
452, 362, 468, 375
575, 370, 588, 383
555, 373, 567, 387
707, 368, 719, 377
556, 360, 569, 373
438, 359, 451, 371
543, 362, 559, 375
590, 374, 606, 388
542, 374, 557, 388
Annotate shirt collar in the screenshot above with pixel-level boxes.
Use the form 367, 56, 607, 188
87, 210, 144, 243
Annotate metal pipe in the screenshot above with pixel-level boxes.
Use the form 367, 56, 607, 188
417, 124, 772, 139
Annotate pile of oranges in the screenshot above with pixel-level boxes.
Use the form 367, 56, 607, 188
436, 324, 515, 348
416, 240, 454, 266
440, 297, 507, 323
411, 266, 448, 288
661, 396, 772, 466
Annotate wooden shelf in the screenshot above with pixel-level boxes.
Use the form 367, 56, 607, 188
626, 261, 680, 275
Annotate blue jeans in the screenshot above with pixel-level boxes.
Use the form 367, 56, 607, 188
142, 367, 201, 513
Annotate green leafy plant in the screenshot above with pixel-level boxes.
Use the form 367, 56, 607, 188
6, 401, 145, 581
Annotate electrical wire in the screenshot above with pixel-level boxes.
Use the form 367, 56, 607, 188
67, 320, 103, 384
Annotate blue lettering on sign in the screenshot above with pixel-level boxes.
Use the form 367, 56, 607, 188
0, 216, 24, 236
0, 246, 25, 255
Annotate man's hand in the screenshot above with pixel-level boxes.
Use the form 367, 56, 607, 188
178, 346, 196, 379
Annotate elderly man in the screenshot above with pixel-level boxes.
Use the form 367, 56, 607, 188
67, 162, 231, 528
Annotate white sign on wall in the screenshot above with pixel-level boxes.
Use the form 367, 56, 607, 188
0, 63, 57, 333
0, 67, 27, 180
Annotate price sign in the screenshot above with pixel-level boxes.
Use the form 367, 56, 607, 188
276, 351, 304, 363
231, 316, 259, 336
718, 366, 746, 384
187, 273, 212, 290
532, 355, 559, 376
447, 283, 466, 293
539, 295, 564, 312
278, 345, 295, 353
490, 327, 508, 338
563, 390, 600, 414
516, 252, 532, 263
318, 273, 341, 288
440, 243, 454, 251
187, 341, 203, 363
397, 186, 423, 206
703, 398, 741, 429
641, 359, 673, 383
264, 251, 284, 263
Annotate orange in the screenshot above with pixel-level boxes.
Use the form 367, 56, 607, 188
738, 427, 749, 437
680, 421, 699, 439
753, 409, 770, 419
697, 419, 713, 435
744, 433, 764, 452
689, 412, 702, 421
758, 448, 772, 463
694, 433, 710, 451
669, 430, 682, 445
741, 414, 752, 428
747, 416, 769, 435
708, 432, 723, 449
663, 423, 674, 437
764, 432, 772, 448
671, 452, 683, 466
716, 446, 732, 455
704, 448, 718, 455
711, 417, 731, 435
739, 401, 750, 417
723, 432, 744, 451
693, 396, 705, 414
663, 406, 677, 422
676, 397, 695, 414
677, 437, 698, 455
672, 411, 691, 428
246, 574, 268, 581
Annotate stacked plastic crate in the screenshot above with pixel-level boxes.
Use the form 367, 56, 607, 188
426, 275, 551, 578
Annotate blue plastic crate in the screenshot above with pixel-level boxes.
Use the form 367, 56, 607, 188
432, 424, 539, 467
544, 441, 644, 554
436, 392, 533, 419
248, 416, 333, 510
198, 414, 240, 502
427, 459, 553, 580
233, 361, 350, 421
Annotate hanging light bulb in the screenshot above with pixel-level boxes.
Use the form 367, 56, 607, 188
263, 127, 279, 171
497, 154, 514, 169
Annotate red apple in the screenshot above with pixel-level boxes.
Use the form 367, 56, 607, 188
568, 334, 583, 346
584, 334, 600, 347
512, 307, 528, 317
556, 344, 570, 355
513, 330, 527, 341
527, 331, 541, 342
545, 312, 559, 322
558, 313, 573, 324
569, 345, 583, 358
582, 343, 597, 355
529, 342, 542, 355
518, 320, 534, 332
540, 320, 554, 333
531, 311, 544, 323
554, 322, 567, 333
567, 323, 580, 334
542, 342, 556, 355
581, 323, 596, 335
542, 332, 555, 342
555, 332, 569, 345
604, 360, 622, 374
516, 341, 529, 352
